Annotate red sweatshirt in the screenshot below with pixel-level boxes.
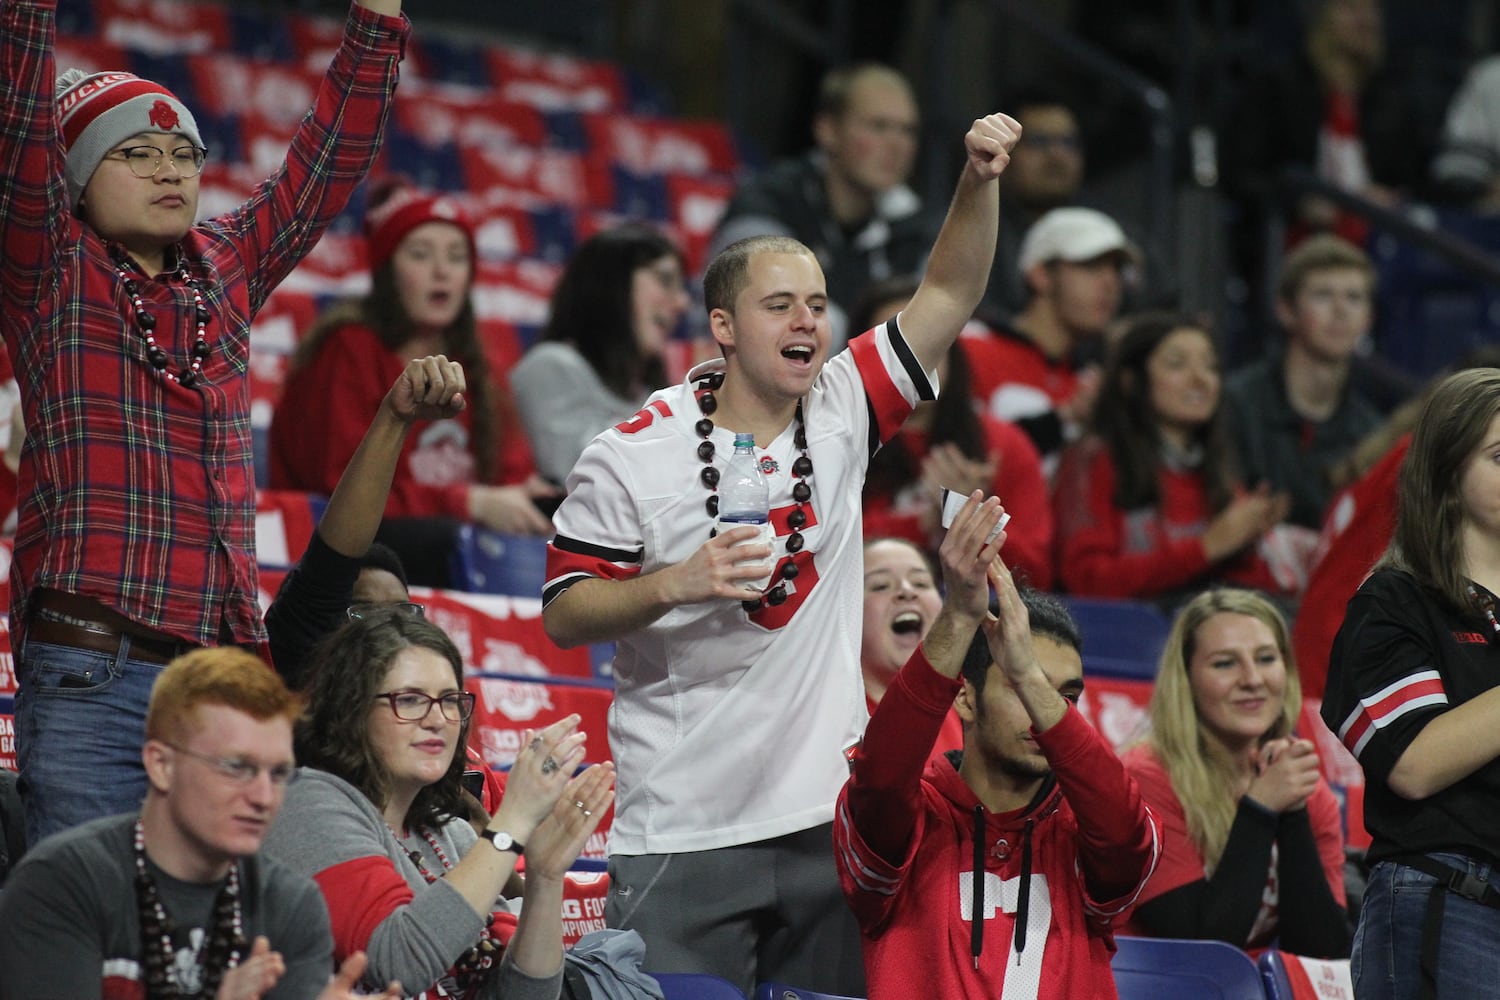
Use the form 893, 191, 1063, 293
836, 647, 1159, 999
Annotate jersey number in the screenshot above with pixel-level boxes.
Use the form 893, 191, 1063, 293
959, 872, 1053, 1000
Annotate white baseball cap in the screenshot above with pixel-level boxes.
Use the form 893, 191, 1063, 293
1016, 207, 1142, 275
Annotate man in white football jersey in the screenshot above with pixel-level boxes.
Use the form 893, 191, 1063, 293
541, 111, 1022, 996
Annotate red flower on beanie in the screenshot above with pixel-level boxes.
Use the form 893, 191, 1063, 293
148, 100, 180, 132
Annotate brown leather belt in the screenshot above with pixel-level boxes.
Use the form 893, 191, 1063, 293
26, 590, 198, 667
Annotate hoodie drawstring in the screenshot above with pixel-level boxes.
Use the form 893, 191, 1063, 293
1014, 819, 1034, 964
971, 804, 985, 969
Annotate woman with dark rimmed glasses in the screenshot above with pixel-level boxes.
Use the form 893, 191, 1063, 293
261, 606, 614, 998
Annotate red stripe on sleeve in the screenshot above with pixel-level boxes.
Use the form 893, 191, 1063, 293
313, 855, 416, 962
545, 543, 643, 582
849, 331, 914, 446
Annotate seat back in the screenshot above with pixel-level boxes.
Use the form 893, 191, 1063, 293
1258, 950, 1354, 1000
1112, 936, 1266, 1000
651, 972, 746, 1000
752, 982, 865, 1000
1060, 597, 1173, 680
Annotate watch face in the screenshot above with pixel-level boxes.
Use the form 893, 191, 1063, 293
486, 830, 516, 852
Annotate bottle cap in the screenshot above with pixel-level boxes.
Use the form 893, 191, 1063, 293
733, 432, 755, 447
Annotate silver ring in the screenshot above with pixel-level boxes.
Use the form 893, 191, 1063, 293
541, 756, 560, 775
582, 809, 592, 818
573, 799, 587, 810
528, 736, 544, 752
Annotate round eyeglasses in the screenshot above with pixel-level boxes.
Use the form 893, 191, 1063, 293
106, 144, 209, 179
163, 743, 297, 786
373, 689, 476, 723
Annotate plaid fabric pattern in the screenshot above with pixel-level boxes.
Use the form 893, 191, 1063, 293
0, 0, 409, 647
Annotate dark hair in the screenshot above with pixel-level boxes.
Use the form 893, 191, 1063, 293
538, 222, 680, 399
358, 541, 409, 590
1380, 367, 1500, 613
856, 275, 986, 500
959, 587, 1081, 696
1092, 311, 1237, 512
1004, 84, 1077, 120
292, 186, 501, 482
295, 607, 469, 831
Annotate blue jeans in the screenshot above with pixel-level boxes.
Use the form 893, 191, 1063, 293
1353, 853, 1500, 1000
13, 638, 165, 847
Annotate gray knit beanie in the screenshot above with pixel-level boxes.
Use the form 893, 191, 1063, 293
55, 68, 204, 209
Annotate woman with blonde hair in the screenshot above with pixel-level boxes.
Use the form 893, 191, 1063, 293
1121, 587, 1349, 955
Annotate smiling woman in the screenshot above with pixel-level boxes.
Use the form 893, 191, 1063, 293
1118, 588, 1349, 957
261, 605, 613, 999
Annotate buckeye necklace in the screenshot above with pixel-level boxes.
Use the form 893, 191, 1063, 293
693, 370, 814, 612
113, 247, 212, 387
133, 818, 245, 999
390, 825, 503, 995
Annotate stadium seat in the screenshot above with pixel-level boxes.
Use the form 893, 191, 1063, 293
1112, 936, 1266, 1000
1061, 597, 1173, 680
1258, 949, 1354, 1000
653, 973, 746, 1000
753, 984, 865, 1000
448, 525, 548, 597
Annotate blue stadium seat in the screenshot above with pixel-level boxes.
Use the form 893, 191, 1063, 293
653, 973, 746, 1000
1112, 936, 1266, 1000
753, 983, 864, 1000
1060, 597, 1173, 680
448, 525, 548, 597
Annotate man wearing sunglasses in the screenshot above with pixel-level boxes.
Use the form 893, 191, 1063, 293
0, 647, 400, 999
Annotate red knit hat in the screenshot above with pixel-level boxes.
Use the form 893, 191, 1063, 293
364, 183, 476, 272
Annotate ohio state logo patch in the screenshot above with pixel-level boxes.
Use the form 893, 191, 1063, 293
758, 456, 779, 476
148, 100, 180, 131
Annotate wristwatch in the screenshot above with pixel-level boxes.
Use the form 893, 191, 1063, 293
479, 829, 524, 856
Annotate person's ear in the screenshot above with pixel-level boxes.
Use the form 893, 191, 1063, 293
142, 740, 174, 795
954, 679, 979, 725
709, 307, 735, 350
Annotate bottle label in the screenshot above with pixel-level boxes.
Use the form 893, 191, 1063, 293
714, 518, 775, 591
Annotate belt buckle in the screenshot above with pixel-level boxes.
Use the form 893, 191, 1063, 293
1449, 866, 1494, 904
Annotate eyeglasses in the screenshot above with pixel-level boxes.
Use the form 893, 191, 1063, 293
347, 601, 425, 622
373, 689, 475, 723
164, 743, 297, 786
106, 144, 209, 179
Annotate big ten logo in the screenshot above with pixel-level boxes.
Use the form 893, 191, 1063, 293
579, 830, 608, 861
0, 714, 13, 759
477, 726, 524, 768
0, 650, 14, 697
478, 639, 547, 677
477, 678, 554, 721
561, 895, 607, 920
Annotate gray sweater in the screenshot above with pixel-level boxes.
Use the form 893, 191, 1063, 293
510, 341, 643, 485
261, 768, 562, 1000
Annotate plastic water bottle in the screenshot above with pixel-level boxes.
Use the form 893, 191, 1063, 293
716, 432, 774, 590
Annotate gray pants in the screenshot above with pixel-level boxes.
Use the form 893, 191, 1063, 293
606, 822, 865, 997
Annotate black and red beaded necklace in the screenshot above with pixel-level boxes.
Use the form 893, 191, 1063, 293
692, 369, 814, 612
112, 245, 212, 387
133, 818, 245, 999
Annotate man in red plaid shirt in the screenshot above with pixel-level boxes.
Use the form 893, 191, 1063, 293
0, 0, 410, 845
